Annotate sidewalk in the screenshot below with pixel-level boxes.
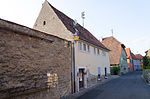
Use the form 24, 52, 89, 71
61, 75, 119, 99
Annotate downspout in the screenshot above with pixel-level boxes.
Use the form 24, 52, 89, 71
71, 41, 76, 93
73, 41, 76, 93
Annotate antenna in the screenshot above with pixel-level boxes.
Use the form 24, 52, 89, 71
111, 29, 113, 36
81, 12, 85, 27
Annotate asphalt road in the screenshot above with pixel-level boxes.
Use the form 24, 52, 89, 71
76, 71, 150, 99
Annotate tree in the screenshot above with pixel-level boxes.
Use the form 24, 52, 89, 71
143, 56, 150, 69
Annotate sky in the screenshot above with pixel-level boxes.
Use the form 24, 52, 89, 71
0, 0, 150, 55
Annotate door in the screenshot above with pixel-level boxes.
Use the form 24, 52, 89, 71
79, 69, 84, 89
105, 67, 107, 76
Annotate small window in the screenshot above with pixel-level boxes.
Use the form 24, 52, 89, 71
97, 49, 100, 55
102, 50, 106, 56
94, 48, 96, 54
43, 21, 46, 25
83, 44, 86, 51
87, 45, 90, 52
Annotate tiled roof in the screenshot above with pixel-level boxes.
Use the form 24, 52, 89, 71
135, 54, 143, 60
102, 36, 123, 64
48, 2, 109, 51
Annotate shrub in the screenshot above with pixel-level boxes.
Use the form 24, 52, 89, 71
144, 66, 150, 69
110, 67, 119, 75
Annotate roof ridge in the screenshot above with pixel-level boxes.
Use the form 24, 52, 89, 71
103, 36, 123, 45
47, 2, 91, 33
46, 1, 110, 51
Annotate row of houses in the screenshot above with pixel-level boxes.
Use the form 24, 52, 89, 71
125, 48, 143, 71
0, 0, 143, 99
101, 37, 143, 75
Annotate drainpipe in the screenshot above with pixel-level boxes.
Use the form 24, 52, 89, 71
71, 41, 76, 93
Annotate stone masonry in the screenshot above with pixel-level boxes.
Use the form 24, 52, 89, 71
0, 18, 72, 99
143, 69, 150, 84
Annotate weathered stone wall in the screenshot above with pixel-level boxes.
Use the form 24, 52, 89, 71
143, 69, 150, 83
0, 19, 72, 99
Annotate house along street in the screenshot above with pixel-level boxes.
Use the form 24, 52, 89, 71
77, 71, 150, 99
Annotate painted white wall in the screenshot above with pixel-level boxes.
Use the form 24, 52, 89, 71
75, 40, 110, 76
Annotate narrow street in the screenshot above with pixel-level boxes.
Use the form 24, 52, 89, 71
77, 71, 150, 99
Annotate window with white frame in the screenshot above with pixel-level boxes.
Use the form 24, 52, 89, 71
83, 44, 86, 51
94, 47, 96, 54
87, 45, 90, 52
102, 50, 106, 56
78, 42, 82, 51
97, 49, 100, 55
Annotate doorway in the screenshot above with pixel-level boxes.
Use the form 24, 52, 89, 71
78, 69, 84, 89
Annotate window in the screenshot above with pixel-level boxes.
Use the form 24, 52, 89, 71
83, 44, 86, 51
43, 21, 46, 25
94, 48, 96, 54
78, 42, 82, 50
102, 50, 106, 56
87, 45, 90, 52
97, 49, 100, 55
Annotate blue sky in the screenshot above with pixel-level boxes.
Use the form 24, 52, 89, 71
0, 0, 150, 55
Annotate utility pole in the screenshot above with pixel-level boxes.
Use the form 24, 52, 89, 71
81, 12, 85, 27
71, 19, 79, 93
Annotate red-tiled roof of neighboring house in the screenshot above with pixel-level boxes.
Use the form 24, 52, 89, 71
48, 2, 110, 51
101, 36, 125, 64
135, 54, 143, 60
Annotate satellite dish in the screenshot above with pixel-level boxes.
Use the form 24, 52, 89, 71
73, 19, 77, 26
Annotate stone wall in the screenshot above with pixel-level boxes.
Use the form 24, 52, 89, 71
0, 18, 72, 99
143, 69, 150, 83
